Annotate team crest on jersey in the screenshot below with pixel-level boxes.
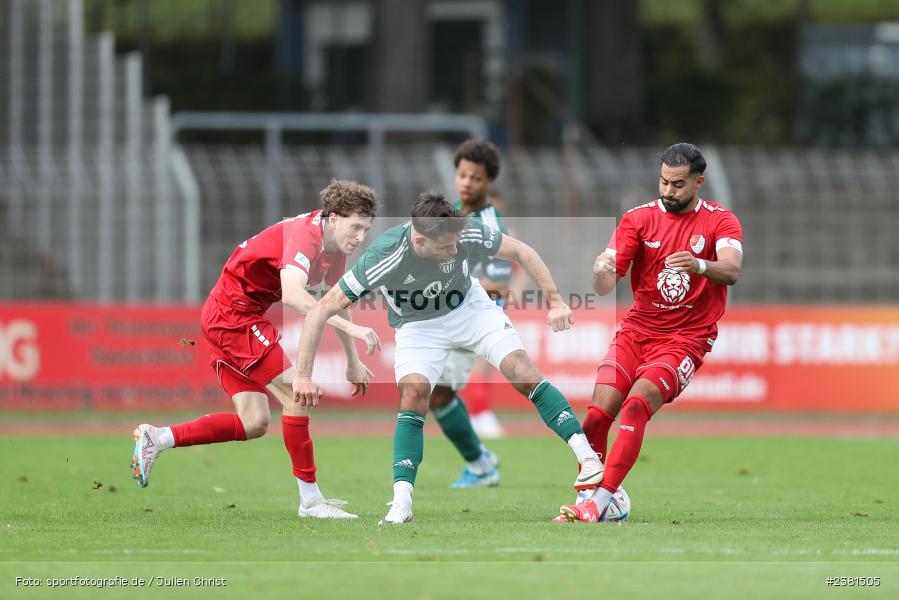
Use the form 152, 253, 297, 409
657, 267, 691, 304
690, 234, 705, 254
439, 258, 455, 274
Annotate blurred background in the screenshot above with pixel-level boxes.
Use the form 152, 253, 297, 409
1, 0, 898, 420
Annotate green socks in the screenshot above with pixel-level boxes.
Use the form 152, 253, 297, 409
433, 395, 483, 462
393, 411, 425, 484
529, 379, 583, 440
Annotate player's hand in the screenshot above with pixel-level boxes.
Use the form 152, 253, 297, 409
593, 251, 616, 274
665, 251, 699, 273
347, 324, 382, 356
292, 376, 322, 406
546, 302, 574, 332
345, 360, 374, 396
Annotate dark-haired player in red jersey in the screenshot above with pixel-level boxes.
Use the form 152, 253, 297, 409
131, 181, 382, 519
558, 143, 744, 523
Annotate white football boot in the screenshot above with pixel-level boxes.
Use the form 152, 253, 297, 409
378, 501, 414, 525
131, 424, 164, 488
298, 498, 358, 519
573, 455, 604, 491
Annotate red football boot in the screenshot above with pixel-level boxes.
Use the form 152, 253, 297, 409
558, 498, 601, 523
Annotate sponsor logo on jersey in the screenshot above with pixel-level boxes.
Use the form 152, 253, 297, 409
439, 258, 455, 273
620, 425, 635, 432
690, 234, 706, 254
658, 376, 670, 391
484, 226, 498, 248
657, 267, 691, 304
422, 280, 443, 298
403, 274, 415, 284
644, 240, 661, 248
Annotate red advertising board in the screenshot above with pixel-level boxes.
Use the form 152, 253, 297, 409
1, 303, 897, 412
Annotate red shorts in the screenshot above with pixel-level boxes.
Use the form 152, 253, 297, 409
595, 327, 709, 403
200, 296, 290, 397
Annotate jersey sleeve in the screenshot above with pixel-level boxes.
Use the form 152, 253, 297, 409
460, 217, 503, 259
474, 211, 511, 281
338, 237, 404, 302
608, 212, 640, 277
714, 211, 744, 254
279, 232, 321, 276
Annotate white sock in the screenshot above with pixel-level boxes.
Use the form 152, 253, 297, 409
157, 426, 175, 450
466, 452, 493, 476
393, 481, 414, 508
297, 479, 324, 507
590, 486, 614, 510
567, 433, 598, 464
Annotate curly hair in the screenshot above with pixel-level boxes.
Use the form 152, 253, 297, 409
319, 180, 379, 217
453, 139, 501, 180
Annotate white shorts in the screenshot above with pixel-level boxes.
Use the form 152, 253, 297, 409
436, 348, 477, 391
394, 281, 524, 390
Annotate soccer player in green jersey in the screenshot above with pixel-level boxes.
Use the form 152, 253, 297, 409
432, 140, 512, 488
292, 194, 604, 524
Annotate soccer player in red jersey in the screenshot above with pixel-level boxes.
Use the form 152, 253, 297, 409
558, 143, 744, 523
131, 181, 381, 519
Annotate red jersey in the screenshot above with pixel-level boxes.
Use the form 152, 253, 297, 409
608, 199, 743, 342
209, 210, 346, 313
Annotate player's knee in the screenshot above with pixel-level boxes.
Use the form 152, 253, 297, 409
622, 398, 644, 419
240, 412, 269, 439
502, 357, 542, 394
399, 383, 430, 413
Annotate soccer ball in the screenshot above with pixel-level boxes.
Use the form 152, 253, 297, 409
600, 486, 631, 522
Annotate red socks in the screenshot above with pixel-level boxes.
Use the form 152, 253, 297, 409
168, 413, 317, 483
170, 413, 247, 447
282, 415, 317, 482
583, 405, 616, 462
600, 395, 652, 493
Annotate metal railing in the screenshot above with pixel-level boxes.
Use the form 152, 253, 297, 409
0, 0, 199, 302
171, 111, 487, 226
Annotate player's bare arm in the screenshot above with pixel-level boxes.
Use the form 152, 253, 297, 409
664, 246, 742, 286
495, 234, 573, 332
280, 269, 381, 356
292, 284, 355, 406
333, 302, 375, 395
592, 249, 621, 296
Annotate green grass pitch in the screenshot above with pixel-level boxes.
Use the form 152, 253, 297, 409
2, 429, 898, 599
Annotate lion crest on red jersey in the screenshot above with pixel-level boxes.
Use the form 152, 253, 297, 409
657, 267, 690, 304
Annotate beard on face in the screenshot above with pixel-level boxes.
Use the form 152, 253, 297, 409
661, 194, 692, 212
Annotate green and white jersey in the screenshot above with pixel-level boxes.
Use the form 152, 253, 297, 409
458, 202, 512, 282
339, 218, 503, 328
